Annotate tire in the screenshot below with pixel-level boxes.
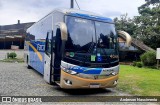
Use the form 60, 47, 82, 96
27, 56, 32, 69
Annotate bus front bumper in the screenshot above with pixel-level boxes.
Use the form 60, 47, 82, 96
60, 70, 118, 89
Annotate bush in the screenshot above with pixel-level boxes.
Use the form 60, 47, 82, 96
132, 61, 137, 67
140, 51, 156, 66
136, 62, 143, 68
9, 52, 17, 59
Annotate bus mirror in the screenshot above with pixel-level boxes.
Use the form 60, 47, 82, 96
56, 22, 68, 41
118, 30, 132, 47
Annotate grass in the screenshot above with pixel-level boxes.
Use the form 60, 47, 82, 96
116, 65, 160, 96
0, 58, 24, 63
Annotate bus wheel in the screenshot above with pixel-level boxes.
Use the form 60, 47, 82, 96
27, 56, 32, 69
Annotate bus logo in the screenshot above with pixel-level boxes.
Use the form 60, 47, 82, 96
37, 44, 45, 51
94, 75, 98, 79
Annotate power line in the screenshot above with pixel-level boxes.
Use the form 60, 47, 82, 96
75, 0, 80, 9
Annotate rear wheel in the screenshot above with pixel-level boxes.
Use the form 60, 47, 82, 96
27, 56, 32, 69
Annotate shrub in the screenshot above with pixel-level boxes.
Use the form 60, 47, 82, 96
140, 51, 156, 66
132, 61, 137, 67
9, 52, 17, 59
136, 62, 143, 68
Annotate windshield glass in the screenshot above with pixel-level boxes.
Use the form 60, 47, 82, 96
65, 16, 96, 53
95, 22, 117, 55
64, 16, 118, 67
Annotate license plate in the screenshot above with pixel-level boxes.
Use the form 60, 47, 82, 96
90, 84, 100, 88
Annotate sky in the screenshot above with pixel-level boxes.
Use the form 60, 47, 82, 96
0, 0, 145, 25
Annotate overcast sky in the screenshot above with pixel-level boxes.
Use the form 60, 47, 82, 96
0, 0, 145, 25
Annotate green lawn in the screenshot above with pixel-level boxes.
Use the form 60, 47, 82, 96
116, 65, 160, 96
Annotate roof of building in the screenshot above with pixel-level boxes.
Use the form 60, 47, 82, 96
0, 22, 34, 31
0, 22, 34, 36
119, 33, 155, 52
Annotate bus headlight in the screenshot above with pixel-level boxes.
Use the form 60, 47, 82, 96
68, 70, 77, 75
111, 72, 116, 76
62, 66, 78, 75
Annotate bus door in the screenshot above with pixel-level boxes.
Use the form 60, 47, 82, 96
44, 31, 54, 84
53, 22, 68, 84
43, 22, 67, 85
53, 28, 62, 82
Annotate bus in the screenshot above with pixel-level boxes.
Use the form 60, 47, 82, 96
24, 8, 131, 89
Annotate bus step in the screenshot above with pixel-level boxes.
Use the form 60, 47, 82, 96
55, 81, 60, 85
54, 75, 60, 81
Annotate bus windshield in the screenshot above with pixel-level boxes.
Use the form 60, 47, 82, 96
95, 21, 117, 55
65, 16, 96, 53
64, 16, 118, 67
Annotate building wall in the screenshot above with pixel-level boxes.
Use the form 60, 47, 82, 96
118, 37, 144, 62
0, 37, 25, 49
0, 22, 34, 49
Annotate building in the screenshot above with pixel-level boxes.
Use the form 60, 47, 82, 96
0, 20, 34, 49
119, 34, 154, 61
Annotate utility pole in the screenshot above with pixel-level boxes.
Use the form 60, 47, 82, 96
71, 0, 74, 8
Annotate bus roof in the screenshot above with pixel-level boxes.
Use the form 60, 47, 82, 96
28, 8, 114, 31
55, 8, 113, 23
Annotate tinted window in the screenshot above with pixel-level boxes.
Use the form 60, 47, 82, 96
64, 16, 118, 67
65, 16, 96, 53
95, 22, 117, 49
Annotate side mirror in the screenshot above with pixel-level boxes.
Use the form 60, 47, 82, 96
118, 30, 132, 47
56, 22, 68, 41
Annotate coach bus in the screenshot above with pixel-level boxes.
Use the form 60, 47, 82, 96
24, 8, 131, 89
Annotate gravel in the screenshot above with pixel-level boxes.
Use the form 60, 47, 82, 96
0, 62, 159, 105
0, 62, 130, 96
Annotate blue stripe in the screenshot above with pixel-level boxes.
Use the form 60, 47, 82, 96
69, 66, 102, 75
68, 13, 113, 23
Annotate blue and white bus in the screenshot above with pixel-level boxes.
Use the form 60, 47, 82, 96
24, 8, 131, 89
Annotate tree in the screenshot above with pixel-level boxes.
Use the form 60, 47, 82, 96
114, 0, 160, 49
136, 0, 160, 49
114, 14, 137, 37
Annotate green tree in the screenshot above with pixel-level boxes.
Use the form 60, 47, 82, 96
114, 14, 137, 37
135, 0, 160, 49
114, 0, 160, 49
